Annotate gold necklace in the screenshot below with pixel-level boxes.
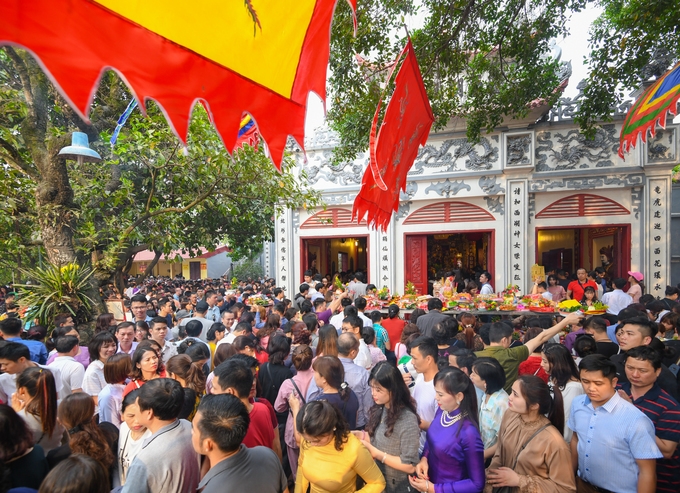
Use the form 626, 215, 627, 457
440, 410, 465, 428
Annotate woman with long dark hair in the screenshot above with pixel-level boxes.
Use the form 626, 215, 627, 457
291, 400, 385, 492
485, 375, 575, 492
470, 357, 508, 462
352, 362, 420, 493
580, 286, 598, 306
411, 367, 485, 493
0, 404, 49, 490
547, 275, 566, 303
315, 324, 339, 358
309, 355, 359, 429
540, 343, 584, 443
258, 334, 294, 405
48, 393, 117, 479
12, 367, 64, 455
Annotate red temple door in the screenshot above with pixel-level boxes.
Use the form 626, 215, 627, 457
405, 235, 428, 295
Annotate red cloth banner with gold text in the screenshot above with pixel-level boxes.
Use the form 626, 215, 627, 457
0, 0, 356, 169
352, 39, 434, 230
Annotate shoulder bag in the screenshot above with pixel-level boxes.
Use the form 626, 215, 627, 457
492, 424, 550, 493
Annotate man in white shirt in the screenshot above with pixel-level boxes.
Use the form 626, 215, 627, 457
341, 316, 372, 370
0, 342, 64, 402
406, 336, 439, 453
47, 335, 84, 395
330, 303, 355, 335
601, 278, 633, 315
479, 271, 494, 295
115, 322, 138, 355
353, 297, 373, 328
217, 322, 251, 347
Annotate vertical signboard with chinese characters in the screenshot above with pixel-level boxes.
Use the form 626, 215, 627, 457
378, 222, 394, 294
506, 179, 527, 293
275, 210, 294, 295
646, 177, 670, 298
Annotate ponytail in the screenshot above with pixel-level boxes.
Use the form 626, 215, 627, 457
547, 383, 565, 435
433, 367, 479, 435
166, 354, 206, 395
464, 326, 475, 350
339, 381, 351, 402
17, 367, 57, 438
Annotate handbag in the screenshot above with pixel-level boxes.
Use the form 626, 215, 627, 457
491, 424, 550, 493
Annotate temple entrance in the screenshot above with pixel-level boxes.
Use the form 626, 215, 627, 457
404, 231, 494, 295
535, 225, 630, 281
301, 236, 369, 283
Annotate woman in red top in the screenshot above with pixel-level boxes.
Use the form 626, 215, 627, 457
123, 344, 166, 396
233, 335, 268, 364
517, 327, 549, 383
381, 305, 406, 350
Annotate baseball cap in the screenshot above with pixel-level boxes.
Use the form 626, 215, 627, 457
628, 271, 644, 282
195, 301, 210, 312
175, 309, 190, 320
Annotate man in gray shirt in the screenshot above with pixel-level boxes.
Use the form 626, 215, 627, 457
122, 379, 200, 493
194, 393, 288, 493
178, 300, 214, 341
415, 298, 450, 338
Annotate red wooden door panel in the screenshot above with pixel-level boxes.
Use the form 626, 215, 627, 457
405, 235, 428, 295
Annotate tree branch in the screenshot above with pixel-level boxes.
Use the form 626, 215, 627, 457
3, 47, 33, 109
140, 250, 162, 280
0, 136, 37, 178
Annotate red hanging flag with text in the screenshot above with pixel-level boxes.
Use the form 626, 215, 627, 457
352, 39, 434, 231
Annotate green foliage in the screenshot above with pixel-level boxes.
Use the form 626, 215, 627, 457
576, 0, 680, 136
15, 262, 96, 326
328, 0, 586, 162
232, 257, 264, 282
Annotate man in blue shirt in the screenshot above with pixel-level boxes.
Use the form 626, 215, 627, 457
569, 354, 661, 493
0, 317, 47, 364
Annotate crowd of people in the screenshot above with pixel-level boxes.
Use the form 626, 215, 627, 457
0, 268, 679, 493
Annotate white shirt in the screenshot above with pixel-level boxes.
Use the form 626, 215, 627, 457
480, 283, 494, 295
601, 289, 633, 315
541, 291, 553, 300
159, 340, 178, 365
0, 364, 64, 403
329, 313, 345, 334
217, 332, 237, 347
83, 359, 106, 413
358, 312, 372, 329
47, 355, 85, 396
353, 339, 372, 370
99, 383, 125, 428
117, 341, 138, 355
118, 422, 152, 486
411, 373, 437, 453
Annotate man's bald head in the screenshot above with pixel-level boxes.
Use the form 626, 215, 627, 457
337, 332, 360, 357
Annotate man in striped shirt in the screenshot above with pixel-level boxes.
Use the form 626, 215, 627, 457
617, 346, 680, 493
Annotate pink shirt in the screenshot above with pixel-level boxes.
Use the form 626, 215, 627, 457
627, 284, 642, 303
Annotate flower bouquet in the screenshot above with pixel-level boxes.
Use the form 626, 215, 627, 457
377, 286, 391, 301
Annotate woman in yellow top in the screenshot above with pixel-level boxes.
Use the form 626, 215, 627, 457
290, 399, 385, 493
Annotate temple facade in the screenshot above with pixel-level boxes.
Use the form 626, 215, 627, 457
273, 87, 679, 299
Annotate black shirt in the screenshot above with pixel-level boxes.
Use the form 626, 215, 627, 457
10, 444, 49, 490
258, 362, 293, 408
595, 341, 620, 358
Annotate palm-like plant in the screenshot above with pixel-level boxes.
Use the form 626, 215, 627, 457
15, 262, 96, 327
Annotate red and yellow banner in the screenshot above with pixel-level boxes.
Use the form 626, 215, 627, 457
619, 61, 680, 159
0, 0, 356, 168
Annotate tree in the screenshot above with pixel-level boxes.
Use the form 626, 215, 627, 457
0, 47, 321, 297
575, 0, 680, 136
326, 1, 679, 161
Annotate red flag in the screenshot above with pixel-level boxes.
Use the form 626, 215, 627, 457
352, 39, 434, 230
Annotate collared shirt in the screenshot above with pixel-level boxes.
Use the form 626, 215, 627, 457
601, 289, 633, 315
480, 283, 494, 295
122, 419, 200, 493
116, 341, 138, 355
373, 323, 389, 353
198, 445, 287, 493
415, 310, 450, 338
617, 382, 680, 492
478, 389, 509, 449
339, 357, 373, 428
158, 340, 178, 365
205, 305, 221, 323
6, 337, 48, 365
568, 392, 661, 493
